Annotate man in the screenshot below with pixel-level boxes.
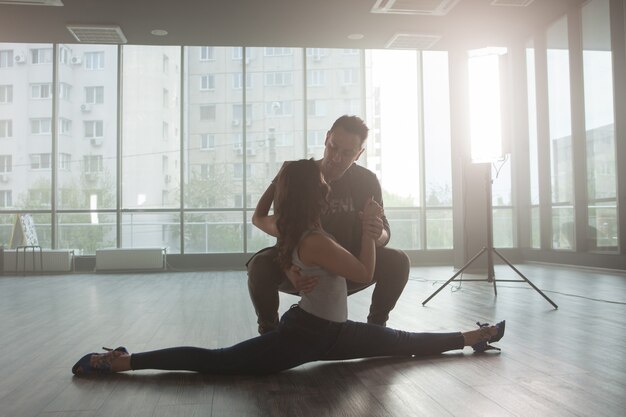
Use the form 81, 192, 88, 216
248, 115, 410, 334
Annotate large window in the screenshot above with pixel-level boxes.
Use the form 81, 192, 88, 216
522, 0, 620, 258
367, 50, 421, 249
582, 0, 617, 250
547, 17, 575, 250
2, 23, 619, 264
54, 44, 118, 253
0, 43, 453, 255
467, 48, 515, 248
122, 46, 180, 250
526, 41, 541, 249
423, 51, 453, 249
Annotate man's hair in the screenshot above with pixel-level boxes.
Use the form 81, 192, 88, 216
330, 115, 369, 145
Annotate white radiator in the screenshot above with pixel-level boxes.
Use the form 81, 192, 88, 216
95, 248, 166, 272
3, 249, 74, 273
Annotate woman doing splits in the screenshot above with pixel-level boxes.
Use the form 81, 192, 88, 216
72, 159, 504, 376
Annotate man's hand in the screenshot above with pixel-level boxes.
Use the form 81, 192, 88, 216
360, 196, 384, 240
285, 265, 319, 293
362, 215, 384, 240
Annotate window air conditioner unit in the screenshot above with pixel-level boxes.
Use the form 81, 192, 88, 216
232, 119, 241, 126
71, 56, 82, 65
90, 138, 103, 146
14, 52, 26, 64
0, 173, 9, 183
80, 103, 92, 112
164, 174, 172, 183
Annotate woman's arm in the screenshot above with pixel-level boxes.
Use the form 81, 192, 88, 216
299, 197, 381, 284
299, 233, 373, 284
251, 182, 279, 237
252, 162, 291, 238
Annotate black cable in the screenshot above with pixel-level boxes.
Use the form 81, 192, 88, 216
408, 275, 626, 305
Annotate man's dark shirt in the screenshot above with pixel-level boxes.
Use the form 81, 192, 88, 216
321, 163, 390, 256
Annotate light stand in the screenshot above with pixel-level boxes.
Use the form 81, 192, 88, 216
422, 163, 558, 309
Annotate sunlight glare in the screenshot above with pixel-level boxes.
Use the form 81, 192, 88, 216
90, 194, 99, 225
468, 48, 506, 163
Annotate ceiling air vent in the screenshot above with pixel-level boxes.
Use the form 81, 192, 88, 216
66, 24, 128, 44
371, 0, 461, 16
490, 0, 535, 6
385, 33, 441, 50
0, 0, 62, 5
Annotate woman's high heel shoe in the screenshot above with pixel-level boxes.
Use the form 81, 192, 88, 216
72, 346, 128, 376
472, 321, 505, 353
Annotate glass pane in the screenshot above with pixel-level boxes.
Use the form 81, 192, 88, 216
531, 206, 540, 248
183, 211, 243, 253
423, 51, 452, 207
588, 202, 617, 250
493, 208, 513, 248
184, 46, 243, 210
366, 50, 420, 207
246, 210, 276, 253
468, 49, 506, 163
306, 48, 364, 160
121, 212, 180, 252
547, 17, 573, 205
426, 208, 453, 249
246, 47, 305, 209
491, 158, 512, 206
2, 213, 51, 248
582, 0, 617, 204
57, 212, 116, 255
57, 44, 118, 210
491, 158, 514, 248
0, 43, 53, 210
0, 213, 15, 246
122, 46, 181, 209
386, 209, 420, 250
526, 42, 540, 205
586, 126, 616, 200
552, 206, 574, 250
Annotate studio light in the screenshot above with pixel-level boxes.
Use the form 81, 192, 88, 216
468, 47, 507, 164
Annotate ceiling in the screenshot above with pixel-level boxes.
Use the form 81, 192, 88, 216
0, 0, 586, 50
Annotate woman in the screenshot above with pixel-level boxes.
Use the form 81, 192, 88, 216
72, 159, 504, 376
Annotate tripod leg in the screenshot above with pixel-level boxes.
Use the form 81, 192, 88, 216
492, 248, 558, 309
487, 249, 497, 296
422, 248, 487, 306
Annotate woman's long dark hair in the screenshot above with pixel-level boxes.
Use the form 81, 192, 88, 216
274, 159, 329, 270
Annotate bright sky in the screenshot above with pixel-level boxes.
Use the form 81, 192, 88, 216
370, 50, 420, 204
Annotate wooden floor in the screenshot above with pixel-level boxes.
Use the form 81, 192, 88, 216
0, 264, 624, 417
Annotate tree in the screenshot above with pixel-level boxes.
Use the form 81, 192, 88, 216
183, 165, 243, 252
15, 170, 116, 253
